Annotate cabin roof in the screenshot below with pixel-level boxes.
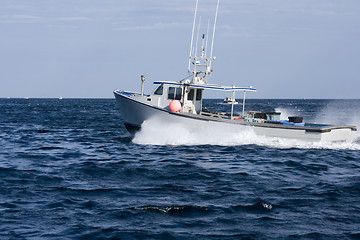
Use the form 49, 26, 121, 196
153, 81, 256, 92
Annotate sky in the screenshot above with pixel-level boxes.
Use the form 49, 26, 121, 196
1, 0, 359, 99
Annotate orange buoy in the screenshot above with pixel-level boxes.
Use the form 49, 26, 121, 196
169, 100, 181, 112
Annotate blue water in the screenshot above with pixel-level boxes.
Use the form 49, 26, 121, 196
1, 98, 360, 239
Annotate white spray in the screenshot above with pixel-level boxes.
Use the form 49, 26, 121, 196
132, 117, 360, 150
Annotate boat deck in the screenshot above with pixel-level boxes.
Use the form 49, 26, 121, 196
199, 109, 357, 133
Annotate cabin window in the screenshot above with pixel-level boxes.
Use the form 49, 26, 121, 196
196, 89, 203, 101
168, 87, 182, 100
187, 89, 194, 101
175, 88, 182, 100
154, 85, 163, 95
168, 87, 175, 99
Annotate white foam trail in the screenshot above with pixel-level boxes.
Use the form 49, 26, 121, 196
132, 117, 360, 150
262, 137, 360, 150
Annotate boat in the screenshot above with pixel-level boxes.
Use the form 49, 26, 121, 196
222, 96, 238, 104
114, 0, 357, 143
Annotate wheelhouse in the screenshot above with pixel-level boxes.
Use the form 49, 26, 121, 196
150, 82, 203, 114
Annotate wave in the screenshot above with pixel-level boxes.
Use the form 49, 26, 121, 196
134, 205, 210, 215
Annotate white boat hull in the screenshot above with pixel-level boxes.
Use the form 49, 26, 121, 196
114, 91, 356, 143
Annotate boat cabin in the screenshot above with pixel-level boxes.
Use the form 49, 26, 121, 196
150, 81, 203, 114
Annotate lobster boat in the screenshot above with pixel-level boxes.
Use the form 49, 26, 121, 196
114, 0, 356, 143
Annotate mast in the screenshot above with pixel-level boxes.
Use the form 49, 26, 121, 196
187, 0, 220, 84
184, 0, 255, 118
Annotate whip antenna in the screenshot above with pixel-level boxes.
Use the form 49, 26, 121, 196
194, 16, 201, 59
205, 19, 210, 57
209, 0, 220, 68
188, 0, 199, 73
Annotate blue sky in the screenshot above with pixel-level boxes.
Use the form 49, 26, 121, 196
1, 0, 359, 98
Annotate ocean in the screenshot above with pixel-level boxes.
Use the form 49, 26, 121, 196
1, 98, 360, 239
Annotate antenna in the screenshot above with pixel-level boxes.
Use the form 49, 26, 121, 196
201, 34, 205, 58
194, 16, 201, 60
188, 0, 199, 72
187, 0, 220, 84
205, 19, 210, 57
209, 0, 220, 68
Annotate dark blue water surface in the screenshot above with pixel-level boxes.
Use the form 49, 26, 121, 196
1, 98, 360, 239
